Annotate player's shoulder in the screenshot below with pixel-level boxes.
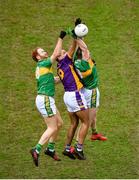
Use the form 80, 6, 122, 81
67, 52, 72, 60
40, 58, 52, 66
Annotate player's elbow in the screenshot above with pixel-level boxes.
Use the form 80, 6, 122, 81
54, 51, 61, 58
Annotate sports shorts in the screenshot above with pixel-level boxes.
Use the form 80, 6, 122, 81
36, 95, 56, 118
81, 87, 100, 108
63, 89, 87, 112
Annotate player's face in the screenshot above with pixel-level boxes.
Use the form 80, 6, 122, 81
37, 48, 48, 59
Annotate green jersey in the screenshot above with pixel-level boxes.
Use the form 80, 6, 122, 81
35, 58, 55, 96
74, 58, 99, 89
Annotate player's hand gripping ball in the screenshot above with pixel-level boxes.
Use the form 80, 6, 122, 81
74, 23, 88, 38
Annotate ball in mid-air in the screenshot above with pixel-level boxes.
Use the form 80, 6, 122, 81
74, 23, 88, 37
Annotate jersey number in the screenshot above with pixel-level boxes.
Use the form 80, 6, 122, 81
57, 69, 64, 80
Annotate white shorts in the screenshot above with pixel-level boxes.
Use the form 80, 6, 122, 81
63, 90, 87, 112
35, 95, 57, 118
81, 87, 100, 108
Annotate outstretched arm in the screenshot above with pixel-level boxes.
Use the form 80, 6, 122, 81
75, 38, 90, 60
50, 31, 66, 63
67, 39, 77, 58
66, 18, 82, 58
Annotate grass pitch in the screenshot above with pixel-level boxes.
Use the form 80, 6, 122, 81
0, 0, 139, 178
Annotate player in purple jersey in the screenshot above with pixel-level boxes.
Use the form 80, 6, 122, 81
57, 19, 89, 160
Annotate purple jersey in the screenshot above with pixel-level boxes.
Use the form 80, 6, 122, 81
57, 54, 83, 91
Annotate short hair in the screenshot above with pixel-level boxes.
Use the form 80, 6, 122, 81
32, 47, 40, 62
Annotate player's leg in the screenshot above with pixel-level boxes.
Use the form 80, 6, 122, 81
74, 109, 89, 160
90, 107, 97, 133
30, 95, 58, 166
72, 90, 89, 159
65, 112, 79, 146
90, 88, 107, 141
76, 109, 89, 145
36, 95, 58, 148
30, 115, 58, 166
74, 125, 80, 146
62, 91, 88, 160
63, 112, 79, 159
63, 92, 79, 148
38, 116, 58, 145
46, 110, 63, 146
44, 109, 63, 161
72, 109, 89, 160
56, 109, 63, 130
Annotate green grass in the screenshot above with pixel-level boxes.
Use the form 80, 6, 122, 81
0, 0, 139, 178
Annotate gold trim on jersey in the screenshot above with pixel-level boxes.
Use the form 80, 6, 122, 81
39, 67, 53, 76
81, 58, 94, 78
69, 65, 83, 90
67, 53, 72, 59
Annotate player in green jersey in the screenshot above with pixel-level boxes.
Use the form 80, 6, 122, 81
30, 31, 66, 166
73, 37, 107, 142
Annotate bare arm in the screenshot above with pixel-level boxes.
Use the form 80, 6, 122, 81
50, 31, 66, 63
50, 38, 63, 63
75, 38, 90, 60
67, 39, 77, 58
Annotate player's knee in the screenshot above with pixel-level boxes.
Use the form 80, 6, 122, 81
53, 126, 58, 133
58, 120, 63, 129
72, 121, 78, 130
82, 120, 89, 128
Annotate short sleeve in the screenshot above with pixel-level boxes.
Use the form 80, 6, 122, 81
43, 57, 52, 67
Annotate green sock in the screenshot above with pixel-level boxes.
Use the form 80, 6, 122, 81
35, 143, 42, 154
92, 128, 98, 134
47, 142, 55, 152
